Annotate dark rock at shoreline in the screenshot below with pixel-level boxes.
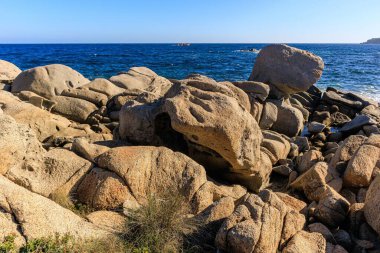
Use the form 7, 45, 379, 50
340, 115, 376, 134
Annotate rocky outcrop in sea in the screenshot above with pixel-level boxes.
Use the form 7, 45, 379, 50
362, 38, 380, 44
1, 44, 380, 252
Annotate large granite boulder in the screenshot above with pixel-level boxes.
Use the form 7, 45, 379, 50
343, 136, 380, 187
314, 186, 350, 227
51, 96, 98, 123
192, 180, 246, 214
290, 161, 350, 228
259, 101, 278, 129
110, 67, 157, 89
297, 150, 324, 174
291, 162, 331, 202
249, 44, 324, 95
79, 78, 126, 98
79, 146, 207, 210
86, 211, 126, 234
0, 59, 21, 82
110, 67, 172, 96
118, 98, 163, 145
6, 148, 93, 197
329, 135, 367, 170
12, 64, 89, 98
0, 112, 93, 197
163, 78, 261, 174
0, 113, 45, 176
270, 99, 304, 137
0, 90, 71, 142
215, 190, 306, 253
119, 76, 271, 191
77, 146, 247, 213
290, 162, 341, 202
282, 231, 327, 253
232, 81, 270, 102
0, 175, 113, 240
364, 175, 380, 235
0, 211, 26, 248
76, 167, 131, 210
71, 138, 111, 163
261, 130, 291, 164
61, 88, 108, 107
362, 104, 380, 123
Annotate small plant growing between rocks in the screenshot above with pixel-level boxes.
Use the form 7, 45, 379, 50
1, 234, 126, 253
0, 235, 16, 253
123, 189, 202, 253
49, 191, 94, 217
20, 234, 74, 253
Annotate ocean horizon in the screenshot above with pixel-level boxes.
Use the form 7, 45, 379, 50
1, 43, 379, 100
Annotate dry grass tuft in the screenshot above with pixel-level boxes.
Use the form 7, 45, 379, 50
49, 190, 93, 217
123, 189, 203, 253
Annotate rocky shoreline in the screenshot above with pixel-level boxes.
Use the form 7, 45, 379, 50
1, 44, 380, 252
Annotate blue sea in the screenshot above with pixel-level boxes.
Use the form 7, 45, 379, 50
0, 44, 379, 100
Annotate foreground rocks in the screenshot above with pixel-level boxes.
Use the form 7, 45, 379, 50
0, 175, 114, 241
1, 44, 380, 252
0, 90, 71, 142
215, 190, 306, 253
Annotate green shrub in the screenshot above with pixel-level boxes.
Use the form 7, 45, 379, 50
0, 235, 16, 253
3, 190, 205, 253
20, 234, 74, 253
49, 191, 93, 217
19, 234, 125, 253
0, 233, 126, 253
123, 189, 201, 253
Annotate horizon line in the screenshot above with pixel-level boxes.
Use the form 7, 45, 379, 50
0, 42, 370, 45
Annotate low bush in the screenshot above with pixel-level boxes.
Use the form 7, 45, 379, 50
0, 234, 125, 253
49, 191, 93, 217
123, 189, 202, 253
0, 235, 16, 253
2, 189, 204, 253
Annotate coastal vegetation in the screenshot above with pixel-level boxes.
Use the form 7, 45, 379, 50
0, 190, 204, 253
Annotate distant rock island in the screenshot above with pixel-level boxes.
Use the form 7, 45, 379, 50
362, 38, 380, 44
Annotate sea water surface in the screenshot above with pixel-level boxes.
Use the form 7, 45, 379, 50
0, 44, 379, 100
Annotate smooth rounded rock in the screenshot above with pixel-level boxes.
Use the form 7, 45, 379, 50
12, 64, 89, 98
0, 59, 21, 81
364, 176, 380, 235
249, 44, 324, 95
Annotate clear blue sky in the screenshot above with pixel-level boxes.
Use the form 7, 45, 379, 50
1, 0, 379, 43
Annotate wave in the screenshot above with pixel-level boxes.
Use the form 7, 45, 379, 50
234, 48, 260, 54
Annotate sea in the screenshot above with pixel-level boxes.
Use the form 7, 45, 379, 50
0, 43, 379, 100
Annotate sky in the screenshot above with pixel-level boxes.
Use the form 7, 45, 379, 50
0, 0, 379, 43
